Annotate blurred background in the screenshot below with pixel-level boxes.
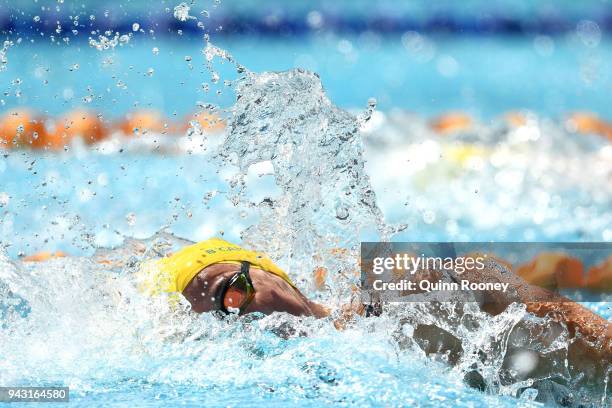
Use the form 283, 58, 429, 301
0, 0, 611, 257
1, 0, 611, 118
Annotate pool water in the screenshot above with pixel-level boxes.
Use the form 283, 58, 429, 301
2, 67, 611, 407
1, 4, 611, 406
2, 35, 612, 118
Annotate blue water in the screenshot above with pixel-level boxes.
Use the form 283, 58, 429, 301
0, 316, 543, 408
4, 0, 612, 38
2, 35, 612, 118
1, 6, 611, 407
1, 114, 610, 406
2, 122, 610, 258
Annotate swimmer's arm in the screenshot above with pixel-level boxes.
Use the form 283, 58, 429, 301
460, 260, 612, 357
519, 294, 611, 376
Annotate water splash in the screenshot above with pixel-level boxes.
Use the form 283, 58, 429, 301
0, 37, 610, 407
362, 111, 612, 240
216, 68, 391, 300
194, 42, 399, 298
1, 236, 605, 405
88, 32, 132, 51
0, 40, 14, 72
173, 3, 194, 22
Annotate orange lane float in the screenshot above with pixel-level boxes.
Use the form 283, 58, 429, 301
0, 109, 47, 149
119, 110, 168, 137
1, 109, 229, 149
61, 110, 107, 144
429, 112, 473, 135
565, 112, 612, 141
517, 252, 584, 289
22, 251, 66, 262
503, 111, 528, 128
42, 110, 108, 150
585, 256, 612, 292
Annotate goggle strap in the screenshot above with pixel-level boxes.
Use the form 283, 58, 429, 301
240, 261, 250, 280
240, 261, 251, 276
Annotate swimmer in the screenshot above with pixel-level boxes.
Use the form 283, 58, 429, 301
140, 237, 331, 318
143, 238, 609, 402
143, 238, 610, 348
28, 237, 610, 400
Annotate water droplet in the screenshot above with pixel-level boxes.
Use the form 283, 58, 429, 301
335, 204, 349, 221
132, 23, 140, 32
173, 3, 192, 22
184, 55, 192, 62
422, 210, 436, 224
533, 35, 554, 57
307, 11, 323, 29
126, 212, 136, 226
227, 306, 240, 315
576, 20, 601, 48
0, 192, 9, 207
33, 16, 41, 22
152, 47, 159, 55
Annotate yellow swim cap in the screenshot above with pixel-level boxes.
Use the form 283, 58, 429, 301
139, 237, 295, 295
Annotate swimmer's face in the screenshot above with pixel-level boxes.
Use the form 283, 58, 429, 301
182, 263, 324, 317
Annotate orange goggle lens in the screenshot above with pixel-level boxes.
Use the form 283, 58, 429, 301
220, 265, 255, 314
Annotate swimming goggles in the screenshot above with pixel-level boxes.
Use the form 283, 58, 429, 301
219, 261, 255, 315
